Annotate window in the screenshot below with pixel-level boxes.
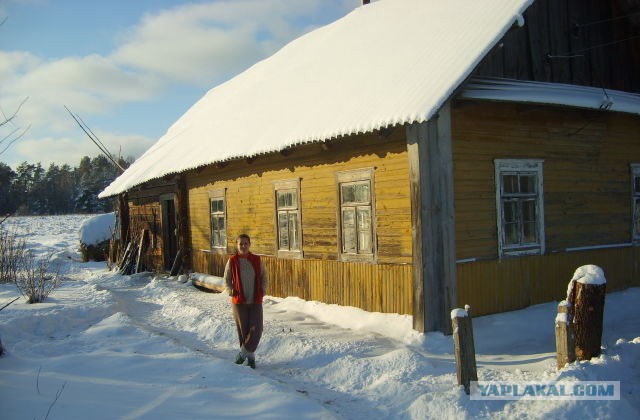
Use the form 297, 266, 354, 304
632, 164, 640, 244
495, 159, 544, 257
274, 179, 301, 256
337, 168, 375, 260
209, 190, 226, 249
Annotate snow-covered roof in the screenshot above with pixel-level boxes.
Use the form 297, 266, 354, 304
100, 0, 533, 198
460, 77, 640, 114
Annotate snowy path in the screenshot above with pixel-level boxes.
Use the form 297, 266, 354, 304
94, 272, 420, 419
2, 215, 639, 419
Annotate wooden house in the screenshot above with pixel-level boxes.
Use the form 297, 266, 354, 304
101, 0, 640, 333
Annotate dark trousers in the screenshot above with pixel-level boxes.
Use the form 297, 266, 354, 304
232, 303, 263, 353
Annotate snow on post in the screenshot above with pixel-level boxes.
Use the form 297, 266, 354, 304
565, 264, 607, 362
451, 305, 477, 394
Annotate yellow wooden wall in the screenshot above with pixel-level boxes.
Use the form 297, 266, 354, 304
452, 101, 640, 315
187, 129, 413, 315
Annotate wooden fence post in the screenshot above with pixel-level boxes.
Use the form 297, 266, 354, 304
555, 301, 575, 369
451, 306, 477, 394
565, 265, 607, 362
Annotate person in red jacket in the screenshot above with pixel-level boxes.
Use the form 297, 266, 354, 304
223, 234, 268, 369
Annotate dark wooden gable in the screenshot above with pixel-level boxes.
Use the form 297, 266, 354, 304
473, 0, 640, 93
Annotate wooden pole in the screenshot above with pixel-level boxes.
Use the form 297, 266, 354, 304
573, 282, 606, 360
451, 306, 478, 394
565, 265, 607, 362
555, 301, 575, 369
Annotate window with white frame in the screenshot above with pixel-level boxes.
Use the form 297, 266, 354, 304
209, 190, 226, 249
631, 164, 640, 243
337, 168, 375, 259
275, 179, 301, 255
495, 159, 544, 257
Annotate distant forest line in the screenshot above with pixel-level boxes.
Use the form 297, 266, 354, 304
0, 155, 132, 216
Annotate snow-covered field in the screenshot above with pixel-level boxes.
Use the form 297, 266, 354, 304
0, 215, 638, 419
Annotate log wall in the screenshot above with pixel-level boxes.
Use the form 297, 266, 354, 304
187, 129, 414, 315
453, 100, 640, 315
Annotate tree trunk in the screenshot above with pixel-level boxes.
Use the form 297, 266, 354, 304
571, 282, 606, 361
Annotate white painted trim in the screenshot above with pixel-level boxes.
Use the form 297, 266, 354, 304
564, 243, 632, 252
460, 77, 640, 115
494, 159, 545, 258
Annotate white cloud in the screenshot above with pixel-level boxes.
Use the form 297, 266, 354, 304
11, 130, 155, 168
1, 0, 359, 167
112, 0, 354, 86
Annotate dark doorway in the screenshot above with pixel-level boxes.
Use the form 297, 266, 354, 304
161, 198, 178, 270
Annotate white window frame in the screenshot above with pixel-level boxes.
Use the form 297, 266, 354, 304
631, 164, 640, 244
274, 179, 303, 258
209, 189, 227, 252
336, 168, 376, 262
495, 159, 545, 257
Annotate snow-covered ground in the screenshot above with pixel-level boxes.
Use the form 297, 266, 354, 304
0, 215, 638, 419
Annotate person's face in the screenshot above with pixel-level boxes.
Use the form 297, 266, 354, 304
237, 238, 251, 255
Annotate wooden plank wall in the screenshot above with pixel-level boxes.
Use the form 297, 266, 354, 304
187, 130, 413, 315
453, 100, 640, 315
473, 0, 640, 93
458, 246, 639, 316
192, 249, 413, 315
126, 178, 177, 271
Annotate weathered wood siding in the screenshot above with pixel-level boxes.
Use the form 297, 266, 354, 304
187, 130, 413, 314
126, 179, 177, 271
453, 100, 640, 315
474, 0, 640, 93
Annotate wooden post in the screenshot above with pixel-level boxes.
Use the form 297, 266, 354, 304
555, 300, 575, 369
566, 265, 607, 362
406, 101, 457, 334
573, 282, 606, 361
451, 306, 477, 394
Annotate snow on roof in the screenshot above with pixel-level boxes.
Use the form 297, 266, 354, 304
460, 77, 640, 114
100, 0, 533, 198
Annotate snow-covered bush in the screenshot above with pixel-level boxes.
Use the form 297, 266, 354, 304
78, 212, 115, 262
0, 227, 28, 283
14, 252, 61, 303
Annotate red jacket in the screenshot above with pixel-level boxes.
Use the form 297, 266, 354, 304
229, 252, 264, 304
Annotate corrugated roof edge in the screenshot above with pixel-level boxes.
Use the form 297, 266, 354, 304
97, 117, 416, 198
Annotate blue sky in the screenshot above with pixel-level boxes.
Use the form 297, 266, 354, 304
0, 0, 360, 169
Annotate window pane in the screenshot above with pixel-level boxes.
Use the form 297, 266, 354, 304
504, 222, 519, 245
288, 212, 299, 250
503, 175, 518, 194
354, 182, 370, 203
635, 177, 640, 195
523, 221, 537, 243
503, 200, 518, 223
356, 207, 372, 253
277, 190, 297, 209
522, 199, 536, 222
341, 184, 356, 204
342, 208, 357, 253
520, 175, 535, 194
278, 212, 289, 250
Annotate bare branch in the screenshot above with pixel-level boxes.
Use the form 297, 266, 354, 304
0, 124, 31, 155
0, 97, 29, 128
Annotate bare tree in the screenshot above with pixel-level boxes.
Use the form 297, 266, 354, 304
0, 97, 30, 156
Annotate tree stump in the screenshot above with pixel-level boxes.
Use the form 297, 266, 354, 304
572, 281, 606, 360
566, 265, 606, 362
